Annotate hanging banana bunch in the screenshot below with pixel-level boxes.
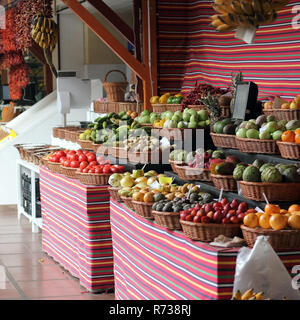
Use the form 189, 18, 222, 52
211, 0, 289, 32
31, 13, 59, 51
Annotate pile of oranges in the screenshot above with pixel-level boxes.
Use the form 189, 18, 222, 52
281, 129, 300, 144
243, 204, 300, 231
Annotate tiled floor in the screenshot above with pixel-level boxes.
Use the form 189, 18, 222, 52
0, 205, 115, 300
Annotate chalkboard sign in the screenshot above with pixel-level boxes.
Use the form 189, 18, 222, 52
232, 81, 258, 120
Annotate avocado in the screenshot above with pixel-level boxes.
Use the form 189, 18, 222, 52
156, 203, 165, 212
252, 159, 265, 169
255, 115, 267, 127
282, 167, 298, 182
215, 162, 235, 175
163, 202, 173, 212
212, 150, 226, 159
190, 193, 199, 202
243, 165, 261, 182
223, 124, 236, 135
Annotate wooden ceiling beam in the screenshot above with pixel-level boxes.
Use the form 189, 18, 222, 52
86, 0, 135, 45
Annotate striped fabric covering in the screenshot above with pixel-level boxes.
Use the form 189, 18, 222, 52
110, 199, 300, 300
157, 0, 300, 98
40, 167, 114, 292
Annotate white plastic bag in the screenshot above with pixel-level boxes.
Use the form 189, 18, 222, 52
233, 235, 300, 300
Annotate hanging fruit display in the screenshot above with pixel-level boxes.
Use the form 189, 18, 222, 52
31, 14, 58, 51
9, 64, 30, 101
210, 0, 289, 32
14, 0, 53, 51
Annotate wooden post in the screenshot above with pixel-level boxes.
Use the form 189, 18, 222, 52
149, 0, 158, 96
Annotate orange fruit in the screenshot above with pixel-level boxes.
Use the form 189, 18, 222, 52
264, 204, 281, 215
269, 214, 287, 230
281, 130, 295, 143
243, 213, 259, 228
295, 128, 300, 135
256, 212, 264, 219
288, 214, 300, 229
280, 209, 288, 214
288, 204, 300, 213
295, 134, 300, 144
259, 213, 271, 229
132, 192, 144, 202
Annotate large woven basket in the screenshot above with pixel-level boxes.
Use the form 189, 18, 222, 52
52, 127, 65, 139
121, 196, 134, 210
46, 161, 62, 173
131, 201, 154, 220
94, 101, 144, 114
211, 174, 237, 192
180, 220, 241, 242
210, 133, 237, 149
152, 211, 181, 230
238, 180, 300, 202
263, 108, 300, 121
60, 166, 79, 179
241, 225, 300, 250
169, 160, 184, 173
152, 104, 182, 113
102, 70, 128, 102
277, 141, 300, 160
108, 186, 122, 202
78, 172, 110, 185
65, 128, 84, 143
236, 137, 279, 154
78, 139, 94, 151
176, 165, 211, 182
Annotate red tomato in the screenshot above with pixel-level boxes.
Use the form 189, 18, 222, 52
76, 149, 83, 154
70, 161, 80, 168
116, 165, 125, 173
68, 150, 76, 155
87, 152, 96, 162
82, 167, 89, 173
63, 160, 71, 167
56, 151, 66, 158
60, 156, 67, 164
88, 160, 98, 167
95, 167, 103, 174
96, 165, 104, 171
78, 154, 88, 162
110, 166, 119, 173
69, 154, 79, 162
79, 161, 89, 169
88, 168, 95, 174
103, 166, 111, 174
83, 150, 89, 155
97, 155, 106, 164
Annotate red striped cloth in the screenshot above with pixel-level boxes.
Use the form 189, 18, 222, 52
40, 167, 114, 292
158, 0, 300, 98
110, 199, 300, 300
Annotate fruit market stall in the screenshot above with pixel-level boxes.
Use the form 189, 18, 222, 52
110, 199, 300, 300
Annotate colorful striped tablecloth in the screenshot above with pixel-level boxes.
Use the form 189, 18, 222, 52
110, 199, 300, 300
40, 167, 114, 292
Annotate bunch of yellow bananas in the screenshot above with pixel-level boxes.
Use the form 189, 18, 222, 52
31, 14, 58, 51
233, 288, 289, 300
211, 0, 289, 32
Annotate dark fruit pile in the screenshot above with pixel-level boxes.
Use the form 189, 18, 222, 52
181, 83, 230, 110
180, 198, 251, 224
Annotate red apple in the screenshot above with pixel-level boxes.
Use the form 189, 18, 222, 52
204, 204, 214, 214
237, 213, 246, 222
201, 216, 212, 224
213, 201, 222, 210
223, 203, 231, 213
193, 216, 201, 223
222, 217, 231, 224
230, 216, 239, 224
221, 198, 228, 206
180, 212, 188, 220
194, 203, 201, 211
230, 198, 239, 210
213, 210, 222, 223
207, 211, 214, 219
238, 202, 248, 212
196, 209, 205, 217
185, 214, 194, 221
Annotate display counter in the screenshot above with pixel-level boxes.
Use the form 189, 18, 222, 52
40, 167, 114, 292
110, 199, 300, 300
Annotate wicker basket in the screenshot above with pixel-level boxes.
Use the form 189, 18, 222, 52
241, 225, 300, 250
93, 101, 144, 114
65, 128, 84, 143
238, 180, 300, 202
187, 104, 207, 111
102, 70, 128, 102
108, 187, 122, 202
263, 108, 300, 121
277, 141, 300, 160
47, 161, 62, 173
121, 196, 134, 210
180, 220, 241, 242
78, 140, 94, 151
210, 133, 237, 149
211, 174, 237, 192
52, 127, 65, 139
60, 166, 79, 179
169, 160, 186, 173
152, 104, 181, 113
236, 137, 279, 154
131, 201, 154, 220
152, 211, 181, 230
176, 165, 211, 182
221, 105, 231, 118
111, 147, 128, 159
78, 172, 110, 185
128, 150, 161, 164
